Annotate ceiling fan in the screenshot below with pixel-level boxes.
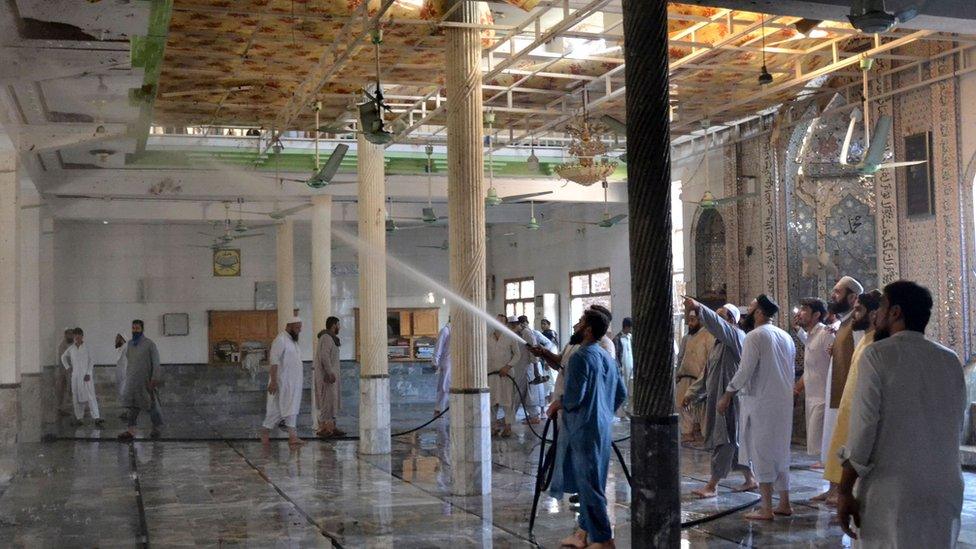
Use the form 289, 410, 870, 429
417, 239, 449, 251
839, 64, 926, 177
393, 145, 449, 226
239, 202, 314, 221
359, 28, 395, 145
198, 203, 266, 245
559, 182, 628, 228
484, 111, 552, 206
679, 124, 757, 210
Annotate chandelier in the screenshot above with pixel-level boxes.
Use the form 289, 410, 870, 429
554, 100, 617, 186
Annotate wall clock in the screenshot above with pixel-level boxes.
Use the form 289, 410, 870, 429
213, 249, 241, 277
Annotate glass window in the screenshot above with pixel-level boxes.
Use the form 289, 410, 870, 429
503, 277, 535, 326
569, 268, 611, 327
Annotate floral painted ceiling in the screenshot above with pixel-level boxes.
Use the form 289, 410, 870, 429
151, 1, 945, 139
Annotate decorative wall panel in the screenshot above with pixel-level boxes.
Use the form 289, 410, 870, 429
825, 194, 877, 291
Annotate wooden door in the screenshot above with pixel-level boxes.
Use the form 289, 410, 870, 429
399, 311, 413, 336
412, 309, 439, 336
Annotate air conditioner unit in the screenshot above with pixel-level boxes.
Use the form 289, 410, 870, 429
534, 293, 559, 330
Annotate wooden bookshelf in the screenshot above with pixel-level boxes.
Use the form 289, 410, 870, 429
354, 307, 441, 362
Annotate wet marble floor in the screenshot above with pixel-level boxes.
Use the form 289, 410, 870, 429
3, 402, 976, 547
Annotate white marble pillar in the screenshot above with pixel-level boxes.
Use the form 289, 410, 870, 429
0, 144, 21, 445
357, 133, 390, 455
17, 182, 41, 442
276, 219, 295, 331
311, 194, 333, 430
446, 0, 491, 496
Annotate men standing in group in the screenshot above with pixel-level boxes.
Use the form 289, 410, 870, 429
432, 319, 452, 416
676, 309, 714, 443
55, 328, 74, 417
119, 320, 163, 440
792, 298, 833, 466
552, 309, 626, 549
114, 333, 128, 420
682, 299, 757, 498
314, 316, 344, 438
613, 317, 634, 412
507, 315, 545, 424
488, 313, 518, 437
823, 290, 881, 492
718, 294, 796, 520
837, 281, 965, 548
816, 275, 863, 503
261, 316, 305, 447
60, 328, 102, 427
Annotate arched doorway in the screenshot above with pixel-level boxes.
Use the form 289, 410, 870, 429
694, 208, 727, 301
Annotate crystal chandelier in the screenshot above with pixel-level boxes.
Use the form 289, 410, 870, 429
554, 96, 617, 186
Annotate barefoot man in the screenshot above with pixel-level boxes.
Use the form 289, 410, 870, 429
718, 294, 796, 521
261, 316, 305, 447
682, 298, 757, 498
552, 308, 626, 548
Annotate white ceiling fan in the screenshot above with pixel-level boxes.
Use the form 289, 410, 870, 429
839, 61, 926, 177
484, 111, 552, 206
558, 182, 627, 228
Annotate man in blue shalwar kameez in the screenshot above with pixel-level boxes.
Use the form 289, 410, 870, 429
550, 309, 626, 548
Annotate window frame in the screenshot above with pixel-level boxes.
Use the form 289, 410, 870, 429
569, 268, 612, 322
503, 276, 536, 324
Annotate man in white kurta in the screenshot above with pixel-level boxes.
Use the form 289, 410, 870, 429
488, 314, 519, 436
793, 298, 833, 462
60, 328, 102, 426
432, 321, 451, 414
719, 294, 795, 520
837, 281, 965, 548
507, 316, 546, 424
260, 317, 305, 446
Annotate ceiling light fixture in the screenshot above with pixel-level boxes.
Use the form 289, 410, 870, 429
757, 15, 774, 86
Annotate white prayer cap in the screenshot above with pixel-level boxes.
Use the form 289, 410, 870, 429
287, 316, 303, 325
721, 303, 741, 324
836, 276, 864, 295
506, 315, 519, 324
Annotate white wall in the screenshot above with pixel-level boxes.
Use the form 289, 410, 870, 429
54, 220, 451, 364
487, 202, 632, 341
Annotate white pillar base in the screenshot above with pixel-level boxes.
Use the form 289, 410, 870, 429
359, 376, 391, 455
17, 374, 42, 442
0, 385, 19, 446
449, 391, 492, 496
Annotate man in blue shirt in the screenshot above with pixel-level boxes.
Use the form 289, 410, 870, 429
550, 308, 627, 548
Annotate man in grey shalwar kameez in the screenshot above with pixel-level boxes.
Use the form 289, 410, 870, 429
837, 281, 965, 548
682, 299, 757, 498
314, 316, 343, 438
118, 319, 163, 440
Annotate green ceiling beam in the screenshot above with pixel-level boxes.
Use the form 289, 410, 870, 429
130, 0, 173, 155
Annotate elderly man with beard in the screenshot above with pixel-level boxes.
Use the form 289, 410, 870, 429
814, 275, 864, 503
837, 281, 964, 548
823, 290, 881, 491
682, 298, 757, 499
718, 294, 796, 521
261, 316, 306, 447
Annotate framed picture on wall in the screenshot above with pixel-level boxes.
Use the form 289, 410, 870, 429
903, 132, 935, 217
162, 313, 189, 336
213, 248, 241, 277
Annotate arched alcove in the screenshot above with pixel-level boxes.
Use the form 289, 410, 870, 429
694, 208, 727, 300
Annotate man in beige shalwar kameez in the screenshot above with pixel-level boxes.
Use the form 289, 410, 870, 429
314, 316, 344, 438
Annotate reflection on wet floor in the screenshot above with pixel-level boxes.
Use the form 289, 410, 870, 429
2, 402, 976, 547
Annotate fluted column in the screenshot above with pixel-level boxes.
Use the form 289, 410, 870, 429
0, 144, 21, 445
446, 0, 491, 496
310, 194, 333, 430
357, 133, 390, 455
276, 219, 295, 331
18, 182, 41, 442
623, 0, 681, 546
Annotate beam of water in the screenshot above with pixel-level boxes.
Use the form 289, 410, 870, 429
331, 225, 528, 345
